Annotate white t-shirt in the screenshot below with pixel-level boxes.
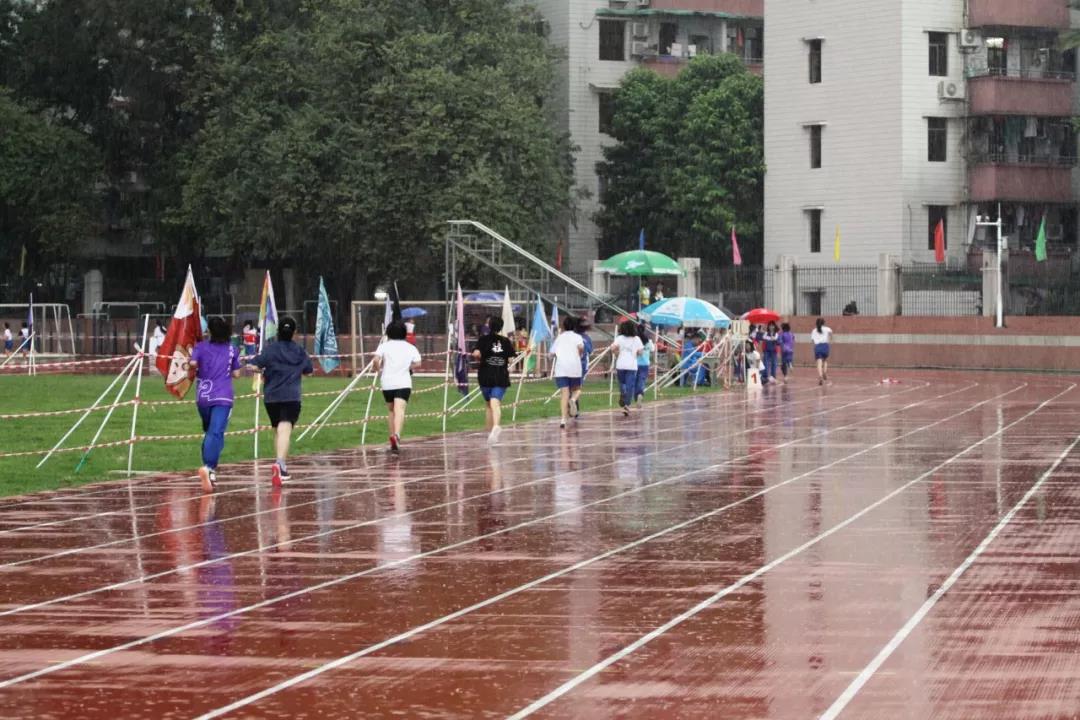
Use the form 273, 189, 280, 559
550, 331, 584, 378
3, 328, 11, 342
19, 327, 29, 339
614, 335, 644, 371
375, 340, 422, 390
810, 326, 833, 345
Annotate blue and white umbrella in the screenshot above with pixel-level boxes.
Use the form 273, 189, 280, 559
639, 297, 731, 329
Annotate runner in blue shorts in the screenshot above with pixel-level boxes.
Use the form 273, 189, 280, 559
549, 316, 584, 429
810, 317, 833, 385
472, 316, 517, 444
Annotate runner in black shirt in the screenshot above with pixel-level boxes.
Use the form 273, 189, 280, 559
472, 316, 518, 444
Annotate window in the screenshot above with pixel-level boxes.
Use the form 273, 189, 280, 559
810, 125, 822, 168
808, 209, 822, 253
928, 32, 948, 76
928, 206, 948, 251
690, 34, 711, 56
599, 20, 625, 61
986, 37, 1006, 75
598, 92, 615, 135
927, 117, 947, 162
808, 39, 822, 83
659, 23, 677, 56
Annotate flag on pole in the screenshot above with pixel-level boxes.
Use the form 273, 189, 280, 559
833, 225, 841, 262
933, 219, 946, 264
638, 228, 646, 251
314, 276, 340, 374
550, 302, 559, 335
156, 265, 202, 398
529, 295, 552, 348
1035, 214, 1048, 262
26, 292, 33, 334
731, 226, 743, 266
254, 270, 278, 390
501, 287, 516, 337
454, 284, 469, 394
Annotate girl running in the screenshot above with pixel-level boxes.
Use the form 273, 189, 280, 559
189, 317, 242, 493
613, 320, 644, 416
635, 325, 654, 405
779, 322, 796, 384
762, 321, 780, 384
810, 317, 833, 385
549, 315, 584, 429
472, 316, 517, 444
373, 321, 422, 454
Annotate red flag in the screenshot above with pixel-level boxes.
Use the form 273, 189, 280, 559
555, 238, 564, 271
933, 219, 945, 264
156, 265, 202, 398
731, 226, 743, 266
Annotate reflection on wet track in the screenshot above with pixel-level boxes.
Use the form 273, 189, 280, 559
0, 370, 1077, 719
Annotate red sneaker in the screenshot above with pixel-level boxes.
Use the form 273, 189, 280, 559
270, 462, 283, 488
389, 434, 400, 454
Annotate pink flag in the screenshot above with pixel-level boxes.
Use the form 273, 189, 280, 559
731, 227, 743, 266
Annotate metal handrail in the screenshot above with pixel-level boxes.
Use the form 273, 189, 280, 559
966, 65, 1076, 81
970, 153, 1078, 166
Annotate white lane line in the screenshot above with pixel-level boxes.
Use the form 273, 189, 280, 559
0, 382, 911, 621
503, 382, 1075, 720
818, 431, 1080, 720
0, 377, 849, 535
191, 383, 1009, 720
0, 382, 954, 687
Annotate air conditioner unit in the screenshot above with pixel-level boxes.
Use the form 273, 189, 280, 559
631, 22, 648, 38
959, 29, 981, 48
938, 80, 966, 100
631, 40, 650, 57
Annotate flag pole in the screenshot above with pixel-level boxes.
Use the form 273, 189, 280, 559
511, 348, 530, 422
74, 357, 142, 473
302, 355, 375, 441
126, 314, 151, 475
441, 315, 454, 433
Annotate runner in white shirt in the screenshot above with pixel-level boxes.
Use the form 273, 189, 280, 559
810, 317, 833, 385
549, 316, 584, 429
2, 324, 12, 356
613, 320, 644, 415
373, 322, 422, 454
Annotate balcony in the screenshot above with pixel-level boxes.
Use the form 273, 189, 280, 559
968, 73, 1075, 116
967, 0, 1069, 29
640, 51, 762, 77
648, 0, 763, 15
969, 161, 1074, 203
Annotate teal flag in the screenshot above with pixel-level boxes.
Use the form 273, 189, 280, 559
314, 277, 340, 373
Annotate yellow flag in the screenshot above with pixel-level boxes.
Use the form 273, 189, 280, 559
833, 225, 841, 262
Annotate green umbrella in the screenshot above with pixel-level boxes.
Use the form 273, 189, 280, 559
598, 250, 685, 276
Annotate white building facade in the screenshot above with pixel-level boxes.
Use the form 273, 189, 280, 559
764, 0, 1078, 277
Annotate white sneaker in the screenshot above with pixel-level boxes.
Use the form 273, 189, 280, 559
488, 426, 502, 445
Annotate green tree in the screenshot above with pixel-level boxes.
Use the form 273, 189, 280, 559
0, 90, 99, 286
177, 0, 575, 294
596, 54, 764, 266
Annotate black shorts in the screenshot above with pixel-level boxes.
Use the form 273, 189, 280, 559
382, 388, 412, 404
265, 401, 302, 427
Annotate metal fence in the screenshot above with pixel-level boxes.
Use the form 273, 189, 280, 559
794, 265, 877, 316
1008, 262, 1080, 316
701, 267, 771, 315
899, 265, 982, 316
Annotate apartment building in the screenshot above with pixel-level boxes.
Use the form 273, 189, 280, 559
532, 0, 764, 277
764, 0, 1079, 269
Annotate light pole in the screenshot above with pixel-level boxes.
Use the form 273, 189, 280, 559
975, 203, 1006, 328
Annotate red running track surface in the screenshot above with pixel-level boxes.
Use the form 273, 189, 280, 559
0, 370, 1078, 719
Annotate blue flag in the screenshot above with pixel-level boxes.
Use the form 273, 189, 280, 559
638, 228, 645, 251
314, 277, 340, 374
529, 294, 552, 348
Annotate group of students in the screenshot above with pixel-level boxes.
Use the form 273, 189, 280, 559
2, 322, 31, 357
744, 318, 833, 386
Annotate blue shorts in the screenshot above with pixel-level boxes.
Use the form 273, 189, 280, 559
814, 343, 830, 360
554, 376, 582, 390
481, 386, 507, 401
3, 340, 11, 351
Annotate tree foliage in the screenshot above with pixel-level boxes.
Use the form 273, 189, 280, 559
0, 90, 99, 275
176, 0, 575, 291
597, 54, 764, 266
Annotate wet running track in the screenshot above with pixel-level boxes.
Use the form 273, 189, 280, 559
0, 370, 1078, 719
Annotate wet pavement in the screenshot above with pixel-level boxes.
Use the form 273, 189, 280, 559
0, 370, 1078, 719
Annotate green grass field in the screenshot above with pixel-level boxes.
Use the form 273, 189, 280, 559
0, 369, 720, 497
